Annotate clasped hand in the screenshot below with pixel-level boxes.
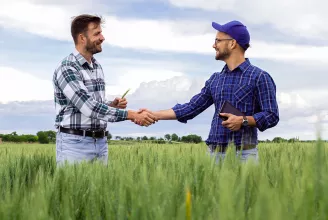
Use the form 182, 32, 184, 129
108, 98, 157, 127
219, 113, 243, 131
132, 108, 157, 127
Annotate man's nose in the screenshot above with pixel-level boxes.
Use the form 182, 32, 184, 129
100, 34, 105, 41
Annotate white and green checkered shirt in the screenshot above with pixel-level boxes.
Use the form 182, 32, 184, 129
53, 49, 127, 130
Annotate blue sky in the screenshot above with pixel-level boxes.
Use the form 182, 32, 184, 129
0, 0, 328, 141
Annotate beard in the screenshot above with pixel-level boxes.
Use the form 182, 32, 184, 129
215, 47, 230, 60
85, 38, 102, 55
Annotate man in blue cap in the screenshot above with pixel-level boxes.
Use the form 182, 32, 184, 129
135, 20, 279, 162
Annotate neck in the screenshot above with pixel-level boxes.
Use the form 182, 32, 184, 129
75, 45, 92, 63
225, 54, 246, 71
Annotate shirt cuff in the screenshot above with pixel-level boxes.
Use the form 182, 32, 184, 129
253, 112, 266, 132
172, 104, 187, 123
115, 109, 128, 122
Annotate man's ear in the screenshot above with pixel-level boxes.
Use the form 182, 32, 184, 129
230, 39, 237, 50
78, 33, 87, 44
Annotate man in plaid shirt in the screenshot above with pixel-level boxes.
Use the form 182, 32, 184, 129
53, 14, 157, 166
135, 20, 279, 162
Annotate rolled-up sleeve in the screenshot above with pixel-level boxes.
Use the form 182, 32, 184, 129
56, 63, 127, 122
172, 74, 215, 123
253, 71, 279, 131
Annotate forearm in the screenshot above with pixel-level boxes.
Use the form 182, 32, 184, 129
153, 109, 177, 120
253, 112, 279, 131
80, 98, 127, 122
57, 67, 126, 122
236, 115, 274, 129
246, 116, 257, 127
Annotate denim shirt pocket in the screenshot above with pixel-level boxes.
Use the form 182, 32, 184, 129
233, 84, 253, 113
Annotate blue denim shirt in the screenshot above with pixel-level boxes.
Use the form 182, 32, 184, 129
172, 59, 279, 147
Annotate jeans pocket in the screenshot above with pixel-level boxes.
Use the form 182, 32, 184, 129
61, 133, 84, 144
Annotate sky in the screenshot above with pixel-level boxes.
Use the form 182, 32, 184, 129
0, 0, 328, 141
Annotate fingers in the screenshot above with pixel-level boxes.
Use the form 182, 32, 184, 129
111, 98, 119, 106
137, 108, 149, 113
144, 112, 159, 125
118, 100, 127, 105
117, 98, 127, 108
143, 115, 155, 125
146, 112, 158, 122
219, 113, 231, 117
132, 111, 159, 127
118, 102, 127, 108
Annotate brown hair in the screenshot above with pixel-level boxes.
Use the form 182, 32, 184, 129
71, 14, 104, 44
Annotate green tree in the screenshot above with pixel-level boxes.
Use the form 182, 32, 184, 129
272, 137, 286, 143
45, 130, 56, 142
171, 133, 179, 141
164, 134, 171, 141
107, 132, 112, 140
181, 134, 202, 144
37, 131, 49, 144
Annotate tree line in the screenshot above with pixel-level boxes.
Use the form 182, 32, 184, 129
0, 131, 203, 144
0, 132, 319, 145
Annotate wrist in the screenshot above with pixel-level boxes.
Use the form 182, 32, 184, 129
127, 110, 136, 120
241, 115, 248, 127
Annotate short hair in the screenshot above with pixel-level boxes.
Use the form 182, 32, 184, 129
70, 14, 104, 44
240, 43, 250, 52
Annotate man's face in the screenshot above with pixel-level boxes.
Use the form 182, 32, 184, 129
212, 32, 233, 60
84, 22, 105, 55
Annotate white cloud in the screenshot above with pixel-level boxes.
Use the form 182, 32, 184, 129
0, 67, 53, 103
279, 89, 328, 111
0, 2, 74, 41
278, 92, 310, 109
105, 69, 184, 96
0, 64, 184, 103
1, 74, 328, 140
167, 0, 328, 40
1, 1, 328, 63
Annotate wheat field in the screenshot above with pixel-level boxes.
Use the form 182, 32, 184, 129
0, 141, 327, 220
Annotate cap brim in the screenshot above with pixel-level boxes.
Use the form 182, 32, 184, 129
212, 22, 224, 32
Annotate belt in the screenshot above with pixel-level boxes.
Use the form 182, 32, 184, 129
210, 145, 256, 153
58, 126, 108, 138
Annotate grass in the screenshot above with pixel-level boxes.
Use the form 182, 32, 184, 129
0, 141, 328, 219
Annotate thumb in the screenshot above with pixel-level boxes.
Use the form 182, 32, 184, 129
137, 108, 147, 113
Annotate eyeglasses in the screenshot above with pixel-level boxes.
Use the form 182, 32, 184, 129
214, 38, 234, 44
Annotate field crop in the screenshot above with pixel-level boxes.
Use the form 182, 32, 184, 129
0, 141, 328, 220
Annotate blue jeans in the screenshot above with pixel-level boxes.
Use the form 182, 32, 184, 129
207, 145, 258, 163
56, 132, 108, 166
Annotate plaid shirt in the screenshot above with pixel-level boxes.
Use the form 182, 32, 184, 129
53, 50, 127, 130
172, 59, 279, 147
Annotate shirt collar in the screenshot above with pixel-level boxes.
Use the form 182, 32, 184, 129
73, 49, 98, 68
221, 58, 251, 73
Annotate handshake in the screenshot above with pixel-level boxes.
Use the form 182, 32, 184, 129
108, 97, 158, 127
128, 108, 158, 127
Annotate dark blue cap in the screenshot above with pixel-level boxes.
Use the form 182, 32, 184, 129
212, 20, 250, 50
